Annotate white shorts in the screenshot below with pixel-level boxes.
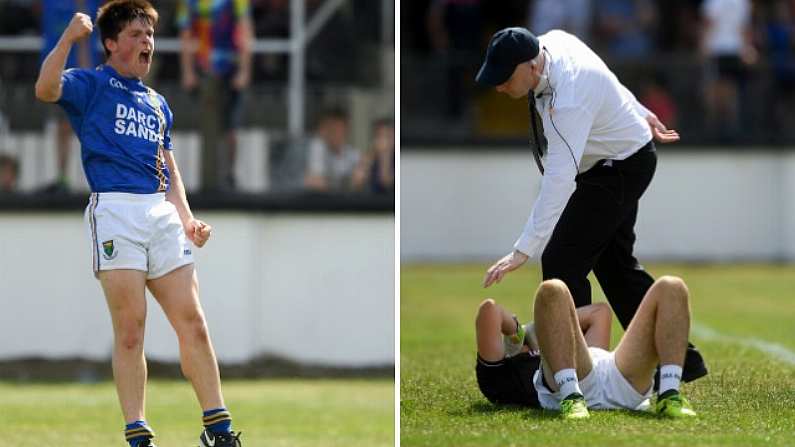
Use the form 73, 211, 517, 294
533, 347, 653, 411
85, 192, 194, 279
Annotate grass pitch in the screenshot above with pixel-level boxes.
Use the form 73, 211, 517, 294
3, 378, 393, 446
401, 264, 795, 447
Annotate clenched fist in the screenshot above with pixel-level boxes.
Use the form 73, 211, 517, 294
184, 218, 213, 248
64, 13, 93, 44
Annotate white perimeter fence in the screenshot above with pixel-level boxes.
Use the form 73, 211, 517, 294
0, 212, 395, 366
401, 147, 795, 262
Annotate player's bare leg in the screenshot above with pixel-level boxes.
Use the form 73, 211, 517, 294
533, 279, 592, 418
146, 264, 224, 411
99, 269, 149, 423
534, 280, 593, 384
614, 275, 696, 417
614, 276, 690, 392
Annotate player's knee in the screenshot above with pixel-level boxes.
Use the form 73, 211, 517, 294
476, 298, 498, 322
657, 275, 688, 295
116, 320, 145, 351
180, 312, 210, 344
656, 275, 689, 301
536, 279, 569, 305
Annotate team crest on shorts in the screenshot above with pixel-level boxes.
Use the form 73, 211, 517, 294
102, 240, 118, 260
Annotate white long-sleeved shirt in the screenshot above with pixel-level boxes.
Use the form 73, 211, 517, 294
513, 30, 653, 258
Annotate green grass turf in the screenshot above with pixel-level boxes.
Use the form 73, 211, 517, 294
2, 378, 394, 446
400, 263, 795, 447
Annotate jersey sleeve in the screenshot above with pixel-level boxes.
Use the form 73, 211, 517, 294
513, 105, 594, 257
57, 68, 97, 116
161, 96, 174, 151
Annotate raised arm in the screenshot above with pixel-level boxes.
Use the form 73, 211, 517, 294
35, 13, 93, 102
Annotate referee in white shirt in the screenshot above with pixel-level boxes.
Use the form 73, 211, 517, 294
477, 27, 707, 383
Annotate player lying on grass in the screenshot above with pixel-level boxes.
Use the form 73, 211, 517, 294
476, 276, 697, 419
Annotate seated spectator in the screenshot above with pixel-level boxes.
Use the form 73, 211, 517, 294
304, 107, 359, 192
0, 153, 19, 193
352, 118, 395, 194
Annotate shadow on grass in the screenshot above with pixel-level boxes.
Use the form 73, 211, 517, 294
452, 401, 663, 421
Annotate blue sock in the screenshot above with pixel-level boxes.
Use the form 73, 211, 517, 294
125, 420, 154, 447
203, 407, 233, 433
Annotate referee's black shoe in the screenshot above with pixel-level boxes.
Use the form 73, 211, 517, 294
653, 342, 708, 392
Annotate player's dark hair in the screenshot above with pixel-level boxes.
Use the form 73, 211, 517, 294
320, 106, 349, 123
96, 0, 159, 58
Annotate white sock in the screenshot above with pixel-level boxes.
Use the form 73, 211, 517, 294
659, 364, 683, 395
553, 368, 581, 398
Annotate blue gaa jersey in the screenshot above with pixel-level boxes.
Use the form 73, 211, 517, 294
57, 64, 173, 193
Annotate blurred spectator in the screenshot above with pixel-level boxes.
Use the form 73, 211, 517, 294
178, 0, 254, 192
305, 107, 359, 192
700, 0, 756, 141
528, 0, 592, 42
594, 0, 656, 59
0, 154, 19, 193
251, 0, 289, 80
639, 74, 678, 130
761, 0, 795, 137
39, 0, 104, 194
352, 117, 394, 194
426, 0, 481, 119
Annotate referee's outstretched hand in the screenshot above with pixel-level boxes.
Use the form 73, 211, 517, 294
483, 250, 529, 288
646, 113, 680, 144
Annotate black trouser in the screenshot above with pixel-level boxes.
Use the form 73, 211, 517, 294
541, 141, 657, 329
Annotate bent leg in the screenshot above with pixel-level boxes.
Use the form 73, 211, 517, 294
99, 269, 149, 423
614, 276, 691, 393
475, 298, 519, 362
533, 280, 593, 390
147, 264, 225, 411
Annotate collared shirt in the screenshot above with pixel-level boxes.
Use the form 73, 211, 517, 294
57, 65, 174, 193
513, 30, 652, 258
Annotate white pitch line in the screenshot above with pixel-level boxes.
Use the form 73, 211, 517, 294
692, 323, 795, 366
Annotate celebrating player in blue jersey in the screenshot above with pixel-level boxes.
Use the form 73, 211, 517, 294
35, 1, 242, 446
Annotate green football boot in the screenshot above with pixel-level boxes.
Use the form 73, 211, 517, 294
656, 391, 697, 418
502, 316, 526, 357
560, 393, 590, 420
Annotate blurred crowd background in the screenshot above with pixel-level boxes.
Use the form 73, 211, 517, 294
402, 0, 795, 146
0, 0, 395, 197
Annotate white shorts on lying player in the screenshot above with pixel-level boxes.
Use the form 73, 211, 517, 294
85, 192, 194, 279
533, 347, 654, 411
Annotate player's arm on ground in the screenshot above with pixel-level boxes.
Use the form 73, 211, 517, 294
576, 303, 612, 349
164, 150, 212, 247
35, 13, 93, 102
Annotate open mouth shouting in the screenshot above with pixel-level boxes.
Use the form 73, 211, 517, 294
138, 49, 152, 66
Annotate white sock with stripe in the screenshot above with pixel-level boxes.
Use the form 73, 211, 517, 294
554, 368, 582, 398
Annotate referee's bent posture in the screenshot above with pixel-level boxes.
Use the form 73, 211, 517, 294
478, 27, 707, 383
